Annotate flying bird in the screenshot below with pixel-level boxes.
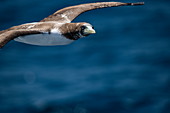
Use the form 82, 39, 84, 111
0, 2, 144, 48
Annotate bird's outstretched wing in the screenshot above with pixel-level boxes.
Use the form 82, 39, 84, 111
40, 2, 144, 23
0, 30, 41, 48
0, 23, 53, 48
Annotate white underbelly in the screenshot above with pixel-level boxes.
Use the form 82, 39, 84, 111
14, 33, 74, 46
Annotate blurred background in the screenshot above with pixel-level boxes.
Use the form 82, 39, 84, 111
0, 0, 170, 113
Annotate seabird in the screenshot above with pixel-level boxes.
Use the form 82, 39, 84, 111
0, 2, 144, 48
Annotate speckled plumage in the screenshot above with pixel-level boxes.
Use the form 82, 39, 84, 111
0, 2, 144, 48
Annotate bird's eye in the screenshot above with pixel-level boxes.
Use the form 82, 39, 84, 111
81, 26, 86, 30
92, 26, 94, 29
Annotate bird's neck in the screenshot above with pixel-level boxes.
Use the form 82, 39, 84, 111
59, 23, 83, 40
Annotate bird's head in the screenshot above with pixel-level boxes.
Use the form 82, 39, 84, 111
60, 22, 96, 40
80, 23, 96, 37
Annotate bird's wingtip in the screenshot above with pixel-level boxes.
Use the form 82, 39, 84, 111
130, 2, 145, 6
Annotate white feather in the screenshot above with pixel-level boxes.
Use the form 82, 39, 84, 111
14, 28, 74, 46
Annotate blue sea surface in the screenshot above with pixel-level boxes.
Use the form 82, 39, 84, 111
0, 0, 170, 113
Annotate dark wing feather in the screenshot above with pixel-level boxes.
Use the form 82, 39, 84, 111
0, 23, 53, 48
40, 2, 144, 23
0, 30, 41, 48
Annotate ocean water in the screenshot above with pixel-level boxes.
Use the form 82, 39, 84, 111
0, 0, 170, 113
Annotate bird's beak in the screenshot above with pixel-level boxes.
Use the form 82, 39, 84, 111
84, 28, 96, 34
88, 29, 96, 34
